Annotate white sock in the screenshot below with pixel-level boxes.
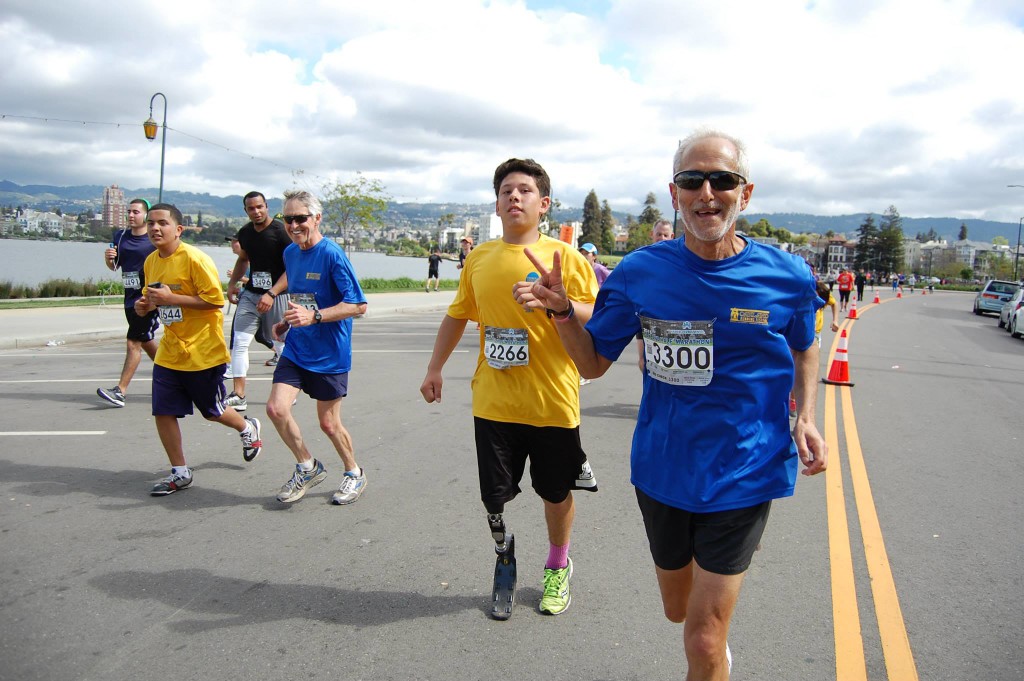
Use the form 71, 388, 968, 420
298, 459, 315, 472
172, 465, 191, 478
346, 466, 361, 476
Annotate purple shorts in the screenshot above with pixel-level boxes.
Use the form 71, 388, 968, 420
272, 355, 348, 401
152, 363, 228, 418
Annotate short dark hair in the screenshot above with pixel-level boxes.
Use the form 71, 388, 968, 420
243, 191, 267, 207
492, 158, 551, 199
148, 203, 183, 226
130, 198, 151, 211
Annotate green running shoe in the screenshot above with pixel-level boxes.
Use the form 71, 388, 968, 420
539, 557, 573, 615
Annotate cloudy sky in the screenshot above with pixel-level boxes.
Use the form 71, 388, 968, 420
2, 0, 1024, 222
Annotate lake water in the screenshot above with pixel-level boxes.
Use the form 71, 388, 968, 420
0, 239, 453, 287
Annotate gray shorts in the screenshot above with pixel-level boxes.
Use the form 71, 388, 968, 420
232, 288, 288, 340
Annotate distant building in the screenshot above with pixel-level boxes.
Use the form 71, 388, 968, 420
102, 185, 126, 232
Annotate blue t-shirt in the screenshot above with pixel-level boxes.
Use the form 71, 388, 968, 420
112, 229, 156, 308
281, 239, 366, 374
586, 237, 822, 513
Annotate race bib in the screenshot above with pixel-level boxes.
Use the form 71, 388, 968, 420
158, 305, 184, 326
484, 327, 529, 370
292, 293, 318, 311
121, 271, 141, 289
640, 316, 714, 386
251, 271, 272, 289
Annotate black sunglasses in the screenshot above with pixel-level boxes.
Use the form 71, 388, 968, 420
283, 214, 313, 225
673, 170, 747, 192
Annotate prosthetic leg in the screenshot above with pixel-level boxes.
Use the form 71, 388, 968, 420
489, 512, 517, 620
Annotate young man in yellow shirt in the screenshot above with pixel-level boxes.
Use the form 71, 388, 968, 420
135, 203, 263, 496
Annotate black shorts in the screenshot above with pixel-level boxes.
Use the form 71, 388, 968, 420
124, 307, 159, 342
428, 268, 439, 279
635, 488, 771, 576
272, 355, 349, 401
839, 290, 851, 303
474, 417, 587, 509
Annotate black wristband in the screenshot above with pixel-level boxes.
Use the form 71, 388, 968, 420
546, 304, 574, 320
265, 291, 276, 299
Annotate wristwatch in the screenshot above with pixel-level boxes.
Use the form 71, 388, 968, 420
313, 310, 322, 324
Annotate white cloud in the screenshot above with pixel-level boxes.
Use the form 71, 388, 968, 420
1, 0, 1023, 223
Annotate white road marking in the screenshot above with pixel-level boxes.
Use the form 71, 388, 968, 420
0, 431, 107, 436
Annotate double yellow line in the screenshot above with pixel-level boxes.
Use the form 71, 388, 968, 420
822, 299, 919, 680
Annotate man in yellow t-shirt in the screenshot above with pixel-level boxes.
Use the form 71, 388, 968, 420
135, 203, 263, 497
420, 158, 598, 619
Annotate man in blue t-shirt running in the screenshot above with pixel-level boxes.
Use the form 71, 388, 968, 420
264, 190, 369, 507
97, 198, 159, 407
527, 129, 827, 680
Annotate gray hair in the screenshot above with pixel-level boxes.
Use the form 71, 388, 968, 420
673, 127, 750, 180
283, 189, 322, 215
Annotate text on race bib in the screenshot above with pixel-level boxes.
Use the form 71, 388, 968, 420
640, 316, 715, 386
484, 327, 529, 370
291, 292, 318, 311
121, 271, 141, 289
251, 271, 272, 289
158, 305, 184, 326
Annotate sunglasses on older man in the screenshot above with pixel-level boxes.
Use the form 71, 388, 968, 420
283, 213, 314, 225
673, 170, 747, 192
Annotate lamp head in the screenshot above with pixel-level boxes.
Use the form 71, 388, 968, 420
143, 116, 158, 141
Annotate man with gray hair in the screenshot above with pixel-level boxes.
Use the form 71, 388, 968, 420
651, 218, 674, 243
265, 190, 369, 506
525, 128, 827, 679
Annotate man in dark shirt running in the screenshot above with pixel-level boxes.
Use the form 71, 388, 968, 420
223, 191, 291, 411
97, 198, 159, 407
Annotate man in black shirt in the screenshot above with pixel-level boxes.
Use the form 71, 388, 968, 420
426, 246, 442, 292
223, 191, 291, 411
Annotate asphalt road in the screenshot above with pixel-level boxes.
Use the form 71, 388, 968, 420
0, 289, 1020, 680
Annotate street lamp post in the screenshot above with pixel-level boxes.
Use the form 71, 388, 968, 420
144, 93, 168, 203
1009, 185, 1024, 282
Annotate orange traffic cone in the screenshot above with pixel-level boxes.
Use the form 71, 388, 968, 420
822, 329, 855, 386
873, 292, 880, 304
921, 288, 927, 295
847, 298, 858, 319
897, 290, 902, 299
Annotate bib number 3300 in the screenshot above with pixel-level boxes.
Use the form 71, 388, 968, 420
640, 316, 714, 386
484, 327, 529, 370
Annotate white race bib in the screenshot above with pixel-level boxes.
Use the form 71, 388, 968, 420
484, 327, 529, 370
640, 316, 714, 386
121, 271, 141, 289
291, 293, 318, 311
251, 271, 272, 289
158, 305, 184, 326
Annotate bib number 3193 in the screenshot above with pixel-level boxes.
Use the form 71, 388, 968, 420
640, 316, 714, 386
484, 327, 529, 370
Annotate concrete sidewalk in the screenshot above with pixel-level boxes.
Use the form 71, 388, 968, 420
0, 289, 456, 349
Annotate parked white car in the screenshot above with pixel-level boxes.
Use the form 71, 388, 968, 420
998, 288, 1024, 330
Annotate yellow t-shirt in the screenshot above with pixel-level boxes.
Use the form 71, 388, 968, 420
144, 242, 229, 371
815, 292, 837, 334
448, 235, 598, 428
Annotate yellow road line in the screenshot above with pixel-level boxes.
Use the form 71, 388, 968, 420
824, 308, 918, 680
824, 383, 869, 681
840, 388, 920, 681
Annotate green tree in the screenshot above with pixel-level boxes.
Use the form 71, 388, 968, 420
599, 200, 615, 254
637, 192, 661, 226
993, 236, 1009, 246
625, 215, 649, 252
580, 190, 601, 246
321, 175, 391, 249
877, 205, 905, 275
958, 223, 968, 241
545, 198, 563, 235
854, 215, 879, 273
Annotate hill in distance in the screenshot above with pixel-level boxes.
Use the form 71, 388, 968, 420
1, 180, 1018, 243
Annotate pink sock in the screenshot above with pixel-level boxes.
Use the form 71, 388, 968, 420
545, 542, 569, 570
